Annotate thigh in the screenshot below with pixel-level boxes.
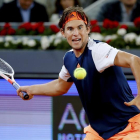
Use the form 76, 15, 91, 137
84, 125, 104, 140
108, 131, 140, 140
123, 131, 140, 140
84, 134, 103, 140
108, 122, 140, 140
123, 122, 140, 140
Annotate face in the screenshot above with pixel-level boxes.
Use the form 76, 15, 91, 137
120, 0, 137, 6
60, 0, 75, 9
61, 20, 90, 54
19, 0, 34, 10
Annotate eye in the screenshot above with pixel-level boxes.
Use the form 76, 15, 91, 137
68, 27, 73, 31
78, 26, 83, 30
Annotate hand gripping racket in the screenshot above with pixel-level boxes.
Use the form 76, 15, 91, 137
0, 58, 29, 99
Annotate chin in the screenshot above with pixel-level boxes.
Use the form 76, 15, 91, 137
73, 46, 83, 50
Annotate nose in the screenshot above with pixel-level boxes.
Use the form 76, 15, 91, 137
73, 28, 79, 36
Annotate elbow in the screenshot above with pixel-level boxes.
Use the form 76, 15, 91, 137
130, 55, 140, 66
55, 89, 68, 96
131, 55, 140, 62
59, 88, 69, 95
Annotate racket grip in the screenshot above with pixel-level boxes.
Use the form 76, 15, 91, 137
13, 82, 29, 100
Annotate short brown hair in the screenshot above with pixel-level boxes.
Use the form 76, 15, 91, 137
58, 6, 89, 29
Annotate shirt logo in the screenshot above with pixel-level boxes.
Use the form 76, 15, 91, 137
77, 63, 81, 68
106, 48, 113, 58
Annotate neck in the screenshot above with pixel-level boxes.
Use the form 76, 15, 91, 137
124, 4, 135, 14
74, 42, 87, 57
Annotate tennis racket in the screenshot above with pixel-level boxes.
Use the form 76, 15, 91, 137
0, 58, 29, 99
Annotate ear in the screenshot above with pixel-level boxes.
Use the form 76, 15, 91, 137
87, 26, 90, 34
60, 28, 66, 38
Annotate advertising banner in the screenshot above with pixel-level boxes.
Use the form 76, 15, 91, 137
53, 96, 89, 140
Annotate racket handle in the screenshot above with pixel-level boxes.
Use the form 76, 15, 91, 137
13, 82, 29, 100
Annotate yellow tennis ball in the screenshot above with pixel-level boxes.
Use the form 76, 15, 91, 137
74, 67, 87, 80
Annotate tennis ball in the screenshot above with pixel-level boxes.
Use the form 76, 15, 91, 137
74, 67, 87, 80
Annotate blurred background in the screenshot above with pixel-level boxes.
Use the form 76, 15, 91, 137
0, 0, 140, 140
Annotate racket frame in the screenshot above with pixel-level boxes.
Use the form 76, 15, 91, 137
0, 58, 29, 99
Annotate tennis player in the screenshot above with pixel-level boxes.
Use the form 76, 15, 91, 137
17, 6, 140, 139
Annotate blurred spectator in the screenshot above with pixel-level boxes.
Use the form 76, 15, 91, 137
0, 0, 4, 8
0, 0, 49, 22
50, 0, 80, 22
96, 0, 140, 22
80, 0, 98, 8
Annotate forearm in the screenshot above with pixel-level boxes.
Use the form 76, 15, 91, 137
23, 79, 68, 96
115, 51, 140, 108
114, 51, 140, 95
124, 55, 140, 109
130, 56, 140, 95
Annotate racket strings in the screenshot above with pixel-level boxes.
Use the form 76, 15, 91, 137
0, 59, 13, 74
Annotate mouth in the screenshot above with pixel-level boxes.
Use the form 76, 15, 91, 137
72, 38, 81, 43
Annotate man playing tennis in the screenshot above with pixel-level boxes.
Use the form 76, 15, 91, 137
17, 6, 140, 139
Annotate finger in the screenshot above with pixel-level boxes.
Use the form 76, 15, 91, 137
17, 86, 26, 96
24, 95, 34, 101
18, 92, 23, 99
17, 87, 23, 96
28, 95, 34, 100
124, 101, 134, 106
19, 91, 33, 100
19, 92, 31, 100
17, 89, 20, 96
